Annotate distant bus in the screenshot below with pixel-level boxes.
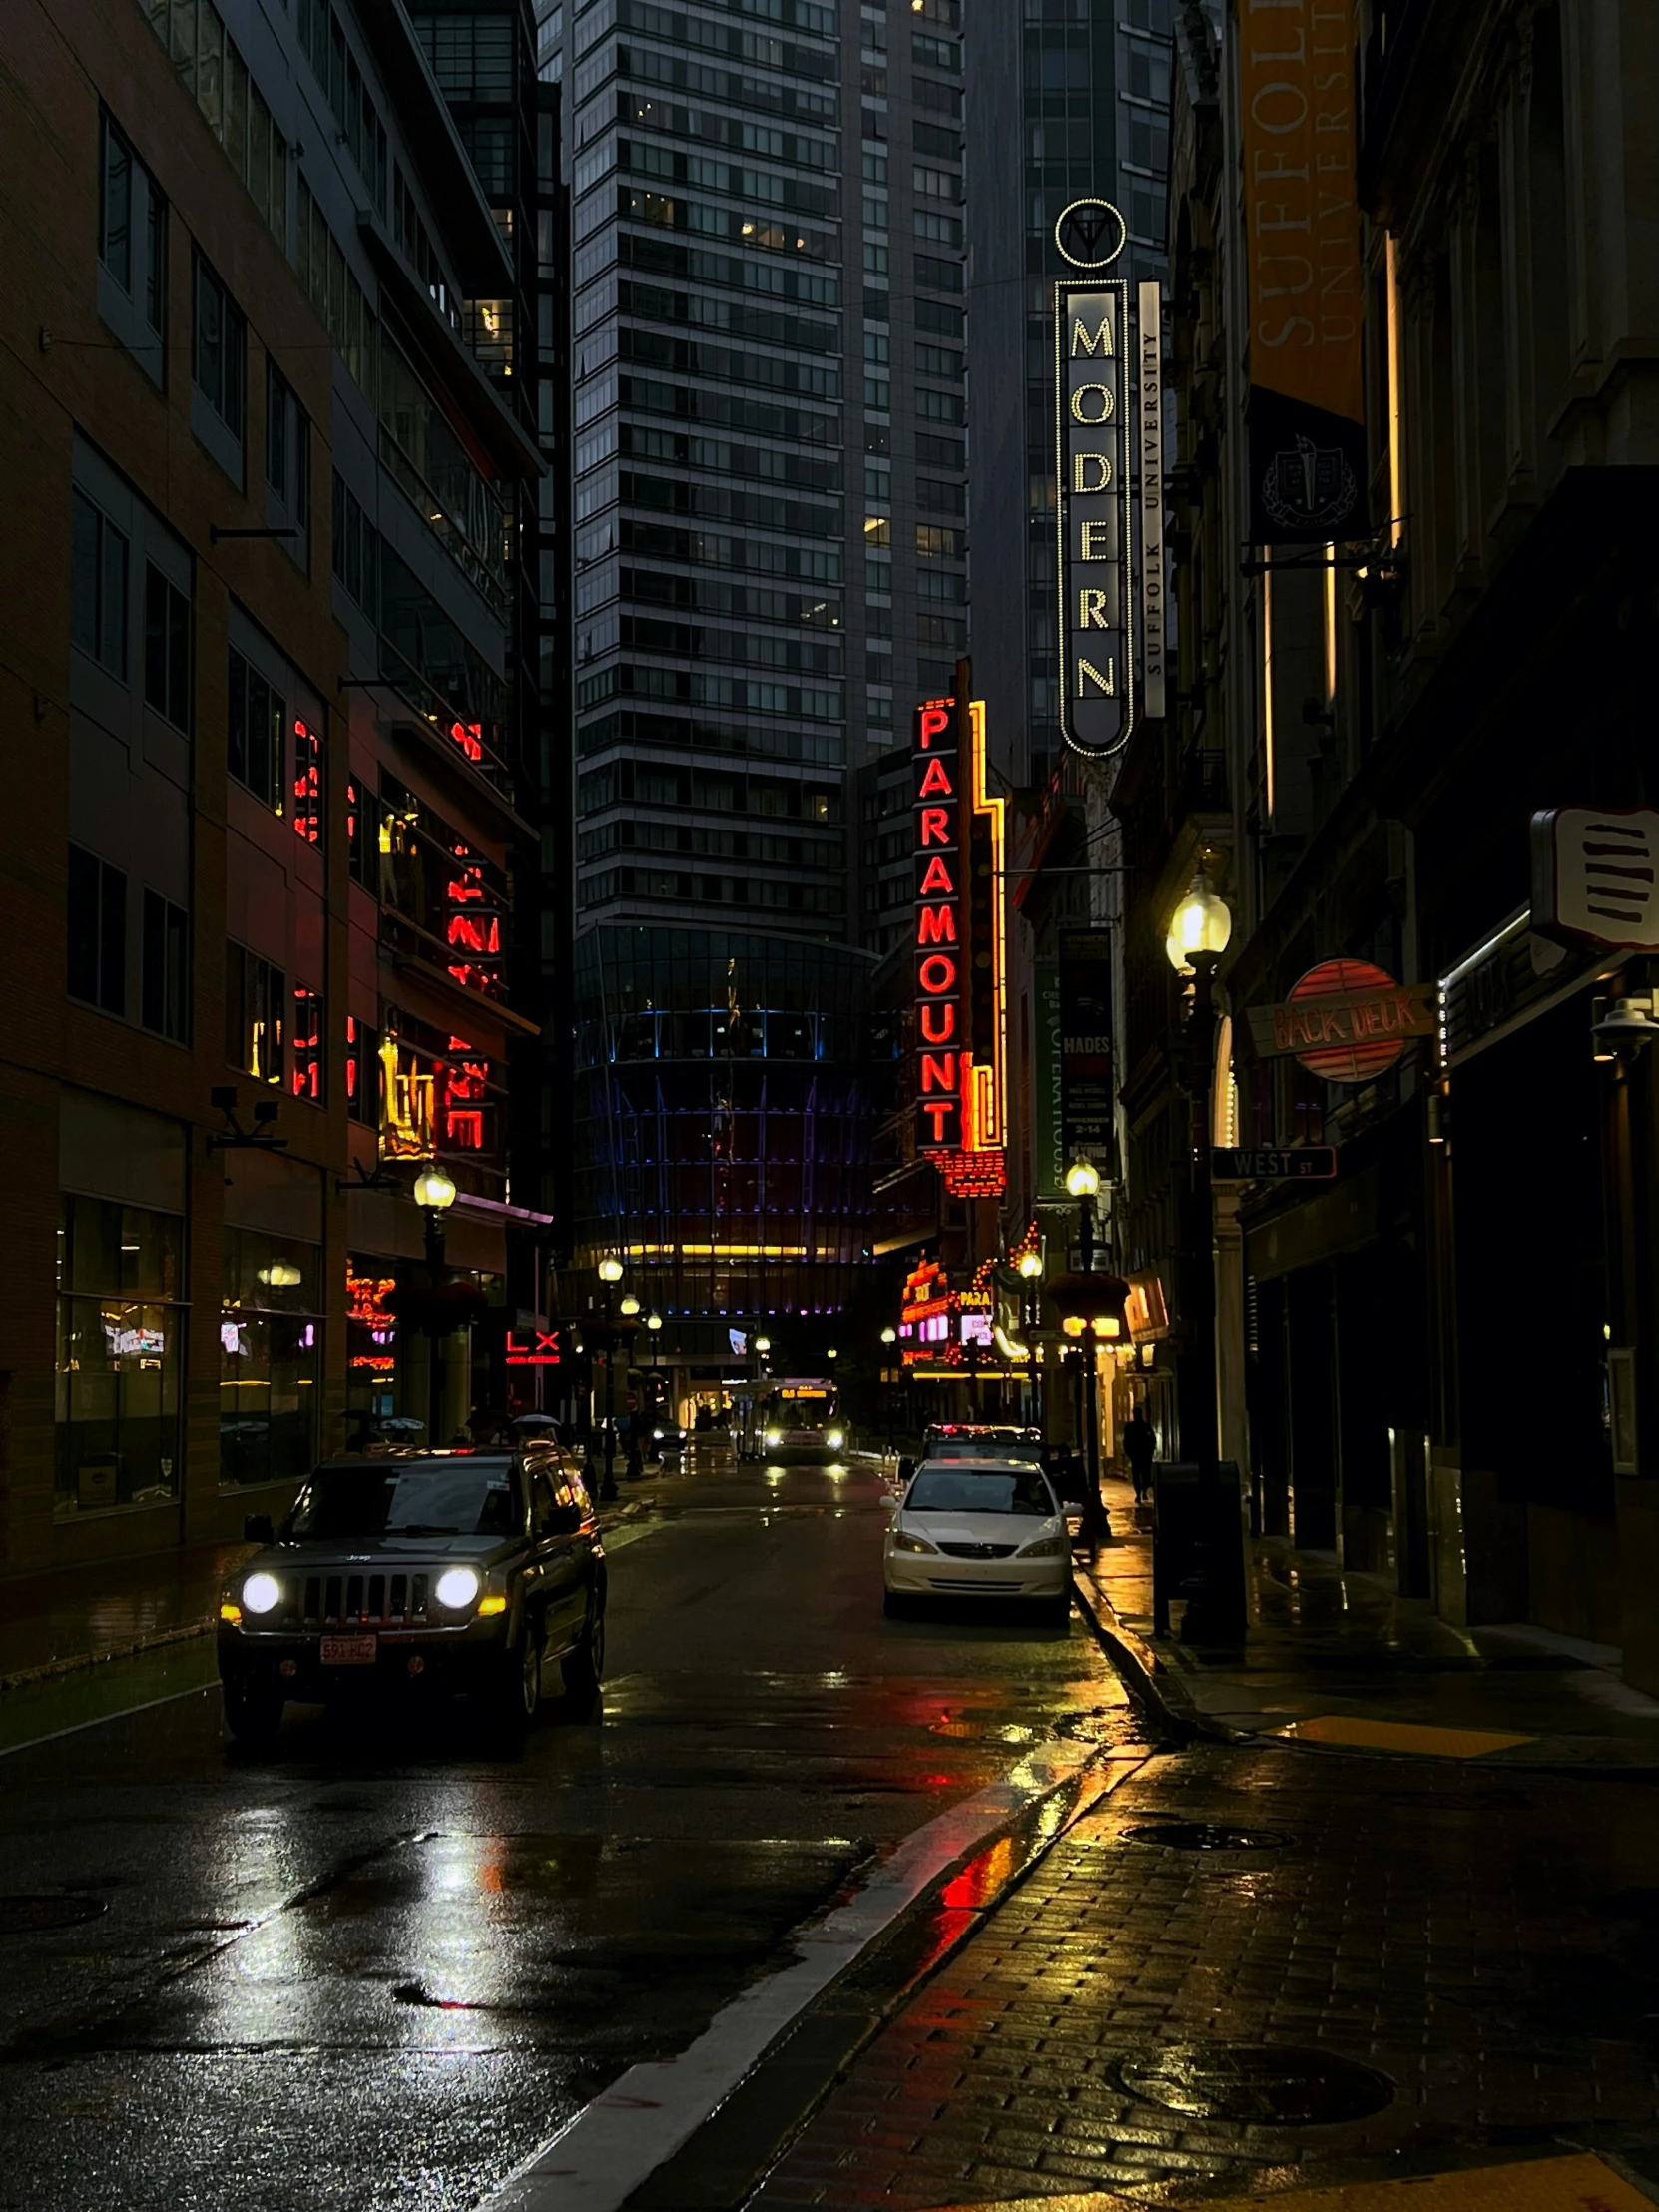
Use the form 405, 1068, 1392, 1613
759, 1380, 846, 1462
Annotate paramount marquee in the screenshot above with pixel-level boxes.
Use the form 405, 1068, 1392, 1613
912, 692, 1007, 1197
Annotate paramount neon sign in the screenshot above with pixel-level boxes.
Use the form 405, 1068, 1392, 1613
912, 694, 1007, 1197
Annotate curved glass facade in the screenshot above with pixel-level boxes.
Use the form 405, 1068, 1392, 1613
574, 928, 875, 1317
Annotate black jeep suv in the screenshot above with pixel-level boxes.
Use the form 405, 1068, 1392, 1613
218, 1450, 606, 1744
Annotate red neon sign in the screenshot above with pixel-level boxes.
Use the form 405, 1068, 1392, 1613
506, 1329, 564, 1368
911, 693, 1006, 1195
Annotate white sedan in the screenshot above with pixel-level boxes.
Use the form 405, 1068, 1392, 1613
882, 1458, 1072, 1622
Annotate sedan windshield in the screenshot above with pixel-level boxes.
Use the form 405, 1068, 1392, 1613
905, 1466, 1055, 1516
286, 1459, 522, 1541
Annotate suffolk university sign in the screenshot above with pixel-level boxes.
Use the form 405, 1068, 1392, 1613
1053, 199, 1164, 758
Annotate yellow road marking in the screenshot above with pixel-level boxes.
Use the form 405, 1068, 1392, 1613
1270, 1713, 1534, 1758
938, 2149, 1652, 2212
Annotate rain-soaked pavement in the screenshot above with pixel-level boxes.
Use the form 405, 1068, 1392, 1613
0, 1451, 1140, 2211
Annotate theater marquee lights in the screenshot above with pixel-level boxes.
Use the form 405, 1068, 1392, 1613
912, 693, 1007, 1197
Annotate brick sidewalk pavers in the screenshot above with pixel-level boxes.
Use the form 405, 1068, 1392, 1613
753, 1741, 1659, 2207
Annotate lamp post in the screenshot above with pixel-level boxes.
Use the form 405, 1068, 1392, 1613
597, 1255, 623, 1500
880, 1326, 897, 1457
751, 1334, 771, 1460
1164, 875, 1245, 1639
1064, 1159, 1107, 1548
413, 1162, 457, 1447
1019, 1248, 1044, 1435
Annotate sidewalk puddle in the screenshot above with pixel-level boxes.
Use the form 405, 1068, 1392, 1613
1117, 2040, 1394, 2123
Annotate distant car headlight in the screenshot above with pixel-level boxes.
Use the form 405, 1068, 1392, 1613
765, 1429, 782, 1447
1017, 1533, 1071, 1558
827, 1429, 845, 1449
242, 1572, 281, 1615
890, 1529, 938, 1555
434, 1566, 480, 1610
653, 1428, 665, 1440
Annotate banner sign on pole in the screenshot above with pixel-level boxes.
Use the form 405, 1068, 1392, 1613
1137, 278, 1166, 719
1239, 1, 1368, 544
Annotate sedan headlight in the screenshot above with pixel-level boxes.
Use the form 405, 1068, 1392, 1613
242, 1572, 281, 1614
827, 1429, 845, 1449
1017, 1533, 1071, 1558
765, 1429, 782, 1447
434, 1566, 480, 1610
890, 1529, 938, 1555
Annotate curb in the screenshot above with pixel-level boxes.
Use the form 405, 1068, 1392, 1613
1069, 1564, 1212, 1745
0, 1617, 218, 1698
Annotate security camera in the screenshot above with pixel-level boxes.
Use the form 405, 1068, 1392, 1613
253, 1100, 279, 1125
1592, 995, 1659, 1063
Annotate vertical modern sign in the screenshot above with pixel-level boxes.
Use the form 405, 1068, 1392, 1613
1054, 199, 1132, 759
1137, 279, 1166, 719
913, 697, 964, 1157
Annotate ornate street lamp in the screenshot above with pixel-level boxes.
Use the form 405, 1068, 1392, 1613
413, 1164, 457, 1447
1163, 873, 1244, 1639
595, 1255, 625, 1499
1019, 1247, 1045, 1436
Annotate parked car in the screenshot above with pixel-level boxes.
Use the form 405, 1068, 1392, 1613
897, 1425, 1045, 1482
882, 1456, 1071, 1622
218, 1450, 606, 1745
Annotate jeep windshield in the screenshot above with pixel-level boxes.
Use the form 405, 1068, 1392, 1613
284, 1458, 523, 1541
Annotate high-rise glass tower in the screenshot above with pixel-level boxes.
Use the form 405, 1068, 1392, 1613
540, 0, 968, 1320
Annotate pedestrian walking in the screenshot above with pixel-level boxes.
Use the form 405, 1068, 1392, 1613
1123, 1408, 1156, 1505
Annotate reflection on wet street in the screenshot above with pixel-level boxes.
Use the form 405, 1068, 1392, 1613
0, 1453, 1136, 2211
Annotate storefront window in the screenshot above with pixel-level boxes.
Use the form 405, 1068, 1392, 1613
220, 1228, 323, 1486
55, 1194, 184, 1515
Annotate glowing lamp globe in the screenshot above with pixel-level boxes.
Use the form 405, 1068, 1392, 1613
880, 1327, 897, 1345
413, 1163, 457, 1213
1165, 884, 1233, 974
1018, 1250, 1044, 1281
1065, 1159, 1101, 1200
598, 1256, 624, 1284
647, 1312, 663, 1333
619, 1293, 641, 1317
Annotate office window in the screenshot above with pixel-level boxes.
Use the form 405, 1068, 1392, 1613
193, 255, 245, 437
292, 713, 323, 846
71, 491, 129, 678
99, 115, 132, 290
225, 940, 285, 1083
141, 889, 191, 1043
144, 566, 191, 728
68, 845, 127, 1016
346, 1012, 380, 1123
291, 984, 324, 1102
266, 362, 310, 523
228, 648, 284, 813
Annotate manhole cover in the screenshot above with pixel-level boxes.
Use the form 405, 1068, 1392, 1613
0, 1895, 107, 1936
1119, 2043, 1393, 2123
1123, 1821, 1291, 1853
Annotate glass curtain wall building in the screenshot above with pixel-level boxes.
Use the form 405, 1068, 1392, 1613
965, 0, 1173, 786
540, 0, 969, 1316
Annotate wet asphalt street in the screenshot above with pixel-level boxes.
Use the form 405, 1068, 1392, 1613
0, 1452, 1135, 2212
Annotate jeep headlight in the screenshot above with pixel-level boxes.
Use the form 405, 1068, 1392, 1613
827, 1429, 844, 1449
765, 1429, 782, 1447
434, 1566, 480, 1611
242, 1572, 281, 1614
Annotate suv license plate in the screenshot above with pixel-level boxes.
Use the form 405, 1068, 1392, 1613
320, 1635, 377, 1666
